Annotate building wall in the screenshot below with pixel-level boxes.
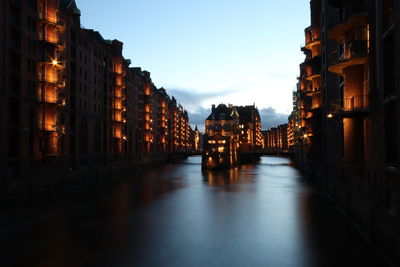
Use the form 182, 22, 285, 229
295, 0, 400, 264
0, 0, 193, 198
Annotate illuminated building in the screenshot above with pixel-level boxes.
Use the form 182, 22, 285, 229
236, 105, 263, 153
0, 0, 193, 196
202, 103, 263, 169
203, 104, 240, 169
288, 90, 302, 151
294, 0, 400, 264
265, 124, 289, 152
194, 125, 202, 151
298, 0, 323, 166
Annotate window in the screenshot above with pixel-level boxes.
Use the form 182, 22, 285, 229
79, 119, 88, 154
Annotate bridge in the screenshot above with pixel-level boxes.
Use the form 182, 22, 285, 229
169, 151, 202, 159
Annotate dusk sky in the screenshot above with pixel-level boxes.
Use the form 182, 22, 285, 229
77, 0, 310, 130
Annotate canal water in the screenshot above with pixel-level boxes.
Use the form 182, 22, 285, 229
3, 156, 385, 267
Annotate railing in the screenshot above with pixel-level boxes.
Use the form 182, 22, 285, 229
349, 40, 368, 57
311, 101, 321, 110
38, 94, 57, 104
306, 62, 321, 78
37, 73, 66, 84
330, 95, 369, 114
305, 37, 320, 47
331, 40, 368, 65
39, 123, 64, 132
330, 50, 343, 65
56, 17, 66, 28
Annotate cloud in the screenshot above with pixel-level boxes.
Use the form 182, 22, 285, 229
164, 87, 290, 132
166, 87, 243, 113
187, 106, 290, 132
187, 106, 211, 132
166, 87, 243, 132
259, 107, 289, 130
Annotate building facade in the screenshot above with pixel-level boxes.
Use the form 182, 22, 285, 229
0, 0, 193, 199
203, 104, 240, 169
264, 124, 289, 152
202, 103, 263, 169
295, 0, 400, 264
236, 105, 263, 153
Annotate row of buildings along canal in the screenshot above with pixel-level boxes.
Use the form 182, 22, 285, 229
282, 0, 400, 265
0, 0, 203, 199
0, 0, 273, 199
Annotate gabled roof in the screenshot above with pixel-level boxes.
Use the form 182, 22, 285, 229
206, 104, 238, 121
60, 0, 81, 15
236, 105, 260, 124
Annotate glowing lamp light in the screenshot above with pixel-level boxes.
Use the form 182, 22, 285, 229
327, 113, 333, 118
303, 134, 308, 139
52, 60, 58, 66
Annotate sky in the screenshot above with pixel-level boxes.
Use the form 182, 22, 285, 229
77, 0, 310, 131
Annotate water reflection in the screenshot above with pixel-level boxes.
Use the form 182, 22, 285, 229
2, 156, 386, 267
203, 168, 240, 186
133, 167, 188, 207
109, 183, 131, 253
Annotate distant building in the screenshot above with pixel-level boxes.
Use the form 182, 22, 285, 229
236, 105, 263, 152
193, 126, 202, 151
203, 104, 240, 169
288, 90, 302, 151
202, 103, 264, 169
264, 124, 289, 152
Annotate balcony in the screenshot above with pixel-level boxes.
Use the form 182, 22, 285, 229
55, 18, 66, 31
305, 112, 313, 119
37, 71, 66, 86
305, 85, 321, 96
42, 131, 60, 156
39, 122, 65, 133
329, 13, 368, 41
38, 12, 66, 31
305, 38, 320, 50
330, 95, 369, 117
38, 94, 65, 106
329, 40, 368, 74
301, 56, 321, 80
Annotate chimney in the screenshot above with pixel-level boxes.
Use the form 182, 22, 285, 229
212, 104, 215, 111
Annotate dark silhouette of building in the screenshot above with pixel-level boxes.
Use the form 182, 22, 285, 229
294, 0, 400, 264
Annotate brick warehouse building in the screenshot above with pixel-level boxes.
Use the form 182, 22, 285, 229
0, 0, 194, 198
296, 0, 400, 264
